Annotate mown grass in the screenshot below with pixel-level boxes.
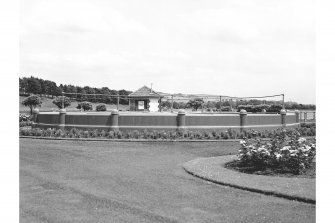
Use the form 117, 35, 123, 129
20, 138, 315, 223
19, 96, 129, 113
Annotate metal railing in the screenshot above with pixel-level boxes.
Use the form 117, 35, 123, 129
299, 111, 316, 123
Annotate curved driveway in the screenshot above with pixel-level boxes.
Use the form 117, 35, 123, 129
20, 139, 315, 223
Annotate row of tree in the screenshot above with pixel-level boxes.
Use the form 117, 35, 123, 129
160, 98, 315, 111
19, 76, 133, 105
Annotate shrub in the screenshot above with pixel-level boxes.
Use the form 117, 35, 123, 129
220, 106, 231, 112
76, 101, 93, 111
96, 104, 107, 112
19, 113, 33, 122
267, 104, 282, 113
251, 104, 270, 113
19, 121, 33, 127
237, 105, 253, 112
237, 129, 316, 174
52, 96, 72, 109
132, 130, 140, 139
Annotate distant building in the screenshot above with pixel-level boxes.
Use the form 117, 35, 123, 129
128, 85, 163, 112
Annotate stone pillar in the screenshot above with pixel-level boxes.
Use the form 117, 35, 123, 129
32, 108, 39, 128
239, 109, 247, 131
111, 109, 119, 130
177, 109, 186, 131
295, 110, 300, 123
280, 109, 287, 126
59, 109, 66, 130
171, 96, 174, 113
33, 108, 39, 123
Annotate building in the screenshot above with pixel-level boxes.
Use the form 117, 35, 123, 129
128, 85, 163, 112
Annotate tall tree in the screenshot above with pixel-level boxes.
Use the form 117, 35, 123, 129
27, 77, 42, 95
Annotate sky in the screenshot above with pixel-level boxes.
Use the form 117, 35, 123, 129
20, 0, 315, 104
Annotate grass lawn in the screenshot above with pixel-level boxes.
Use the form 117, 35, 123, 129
19, 96, 129, 113
20, 139, 315, 223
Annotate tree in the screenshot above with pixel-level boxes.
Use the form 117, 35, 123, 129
101, 87, 111, 104
118, 89, 132, 104
206, 101, 216, 109
160, 100, 171, 109
27, 77, 42, 95
52, 96, 71, 109
22, 95, 42, 114
186, 98, 204, 111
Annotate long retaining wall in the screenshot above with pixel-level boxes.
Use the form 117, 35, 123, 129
32, 109, 300, 132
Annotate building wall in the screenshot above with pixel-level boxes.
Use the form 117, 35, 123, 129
149, 98, 159, 112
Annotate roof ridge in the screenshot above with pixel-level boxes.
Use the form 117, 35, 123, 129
128, 85, 162, 97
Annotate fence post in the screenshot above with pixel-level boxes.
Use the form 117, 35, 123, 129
295, 110, 300, 124
239, 109, 247, 132
32, 108, 39, 127
171, 95, 174, 113
177, 109, 186, 131
280, 109, 287, 126
304, 112, 307, 123
313, 111, 316, 121
111, 109, 119, 130
59, 109, 66, 130
117, 96, 120, 111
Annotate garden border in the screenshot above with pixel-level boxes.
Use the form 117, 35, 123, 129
19, 135, 315, 142
19, 135, 246, 142
183, 155, 315, 204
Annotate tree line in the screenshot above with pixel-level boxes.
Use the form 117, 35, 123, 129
19, 76, 132, 104
160, 98, 315, 111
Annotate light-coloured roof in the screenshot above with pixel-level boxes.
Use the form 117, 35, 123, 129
128, 85, 162, 98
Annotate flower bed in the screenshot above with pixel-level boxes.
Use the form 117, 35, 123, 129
225, 129, 316, 176
20, 126, 315, 141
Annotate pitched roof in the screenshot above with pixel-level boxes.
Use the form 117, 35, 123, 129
128, 85, 162, 98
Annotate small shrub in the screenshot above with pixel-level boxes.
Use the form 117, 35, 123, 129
132, 130, 140, 139
107, 131, 114, 139
55, 129, 63, 137
76, 101, 93, 111
96, 104, 107, 112
19, 113, 32, 122
19, 121, 33, 127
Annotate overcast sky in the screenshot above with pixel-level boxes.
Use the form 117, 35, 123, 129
20, 0, 315, 103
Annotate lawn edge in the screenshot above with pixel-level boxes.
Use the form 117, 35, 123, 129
19, 135, 245, 142
183, 156, 315, 204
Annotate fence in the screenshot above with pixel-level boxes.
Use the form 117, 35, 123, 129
298, 111, 316, 123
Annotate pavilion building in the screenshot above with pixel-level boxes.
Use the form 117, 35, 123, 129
128, 85, 163, 112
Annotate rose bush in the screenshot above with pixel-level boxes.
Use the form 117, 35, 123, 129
238, 129, 316, 174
